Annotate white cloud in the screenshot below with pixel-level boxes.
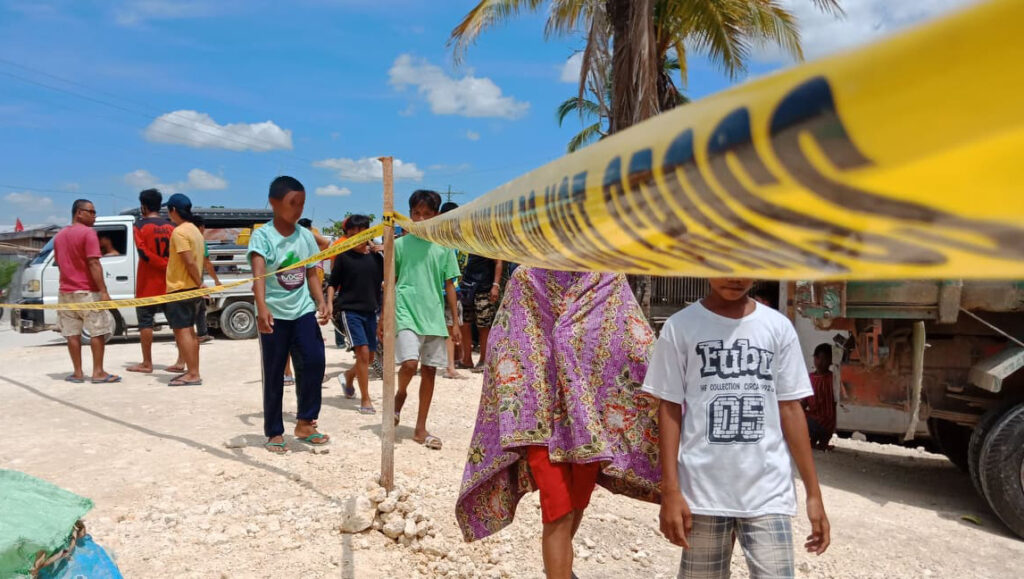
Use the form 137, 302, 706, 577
186, 169, 227, 190
315, 185, 353, 197
115, 1, 219, 26
123, 168, 228, 193
388, 54, 529, 119
560, 52, 583, 83
756, 0, 980, 62
5, 192, 54, 210
313, 157, 424, 183
144, 110, 293, 152
465, 130, 480, 141
60, 182, 80, 192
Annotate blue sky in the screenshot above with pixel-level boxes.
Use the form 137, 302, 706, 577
0, 0, 977, 231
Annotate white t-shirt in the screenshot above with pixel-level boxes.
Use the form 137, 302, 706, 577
642, 301, 813, 517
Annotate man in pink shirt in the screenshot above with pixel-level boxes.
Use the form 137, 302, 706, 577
52, 199, 120, 384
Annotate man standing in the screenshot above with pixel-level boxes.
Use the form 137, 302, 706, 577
52, 199, 120, 384
458, 254, 503, 372
164, 193, 205, 387
127, 189, 174, 374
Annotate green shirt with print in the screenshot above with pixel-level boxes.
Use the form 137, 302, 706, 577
395, 234, 460, 337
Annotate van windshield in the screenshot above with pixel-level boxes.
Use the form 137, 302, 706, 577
30, 238, 54, 266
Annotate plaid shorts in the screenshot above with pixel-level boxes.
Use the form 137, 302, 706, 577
678, 514, 794, 579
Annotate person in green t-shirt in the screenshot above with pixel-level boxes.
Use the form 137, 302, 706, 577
247, 176, 331, 454
387, 189, 461, 450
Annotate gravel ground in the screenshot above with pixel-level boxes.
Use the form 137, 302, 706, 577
1, 325, 1022, 578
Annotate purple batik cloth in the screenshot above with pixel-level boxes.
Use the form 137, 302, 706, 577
455, 267, 661, 541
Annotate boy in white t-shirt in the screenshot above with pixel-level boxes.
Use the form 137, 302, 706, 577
643, 278, 830, 578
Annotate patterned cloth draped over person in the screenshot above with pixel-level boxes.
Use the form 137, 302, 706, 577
456, 267, 661, 542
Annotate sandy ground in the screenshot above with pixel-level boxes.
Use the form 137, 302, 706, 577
2, 324, 1023, 579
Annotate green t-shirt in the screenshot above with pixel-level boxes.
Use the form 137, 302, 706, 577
395, 234, 460, 336
246, 223, 319, 321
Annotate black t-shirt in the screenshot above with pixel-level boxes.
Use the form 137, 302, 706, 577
328, 250, 384, 313
462, 254, 496, 287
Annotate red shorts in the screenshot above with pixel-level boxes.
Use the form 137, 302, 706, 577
526, 446, 600, 524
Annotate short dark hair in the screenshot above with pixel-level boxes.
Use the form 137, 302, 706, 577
814, 343, 832, 359
344, 214, 371, 233
297, 218, 313, 229
409, 189, 441, 213
440, 201, 458, 214
139, 189, 162, 212
71, 199, 92, 217
269, 176, 305, 200
192, 215, 206, 228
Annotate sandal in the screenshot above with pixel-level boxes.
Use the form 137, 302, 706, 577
283, 375, 295, 386
358, 406, 377, 415
417, 435, 443, 450
64, 375, 85, 384
296, 432, 330, 446
338, 375, 355, 398
265, 441, 288, 454
91, 374, 122, 384
169, 377, 203, 387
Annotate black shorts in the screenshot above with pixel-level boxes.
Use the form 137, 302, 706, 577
136, 304, 164, 329
165, 296, 200, 330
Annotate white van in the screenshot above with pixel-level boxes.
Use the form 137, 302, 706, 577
13, 210, 270, 340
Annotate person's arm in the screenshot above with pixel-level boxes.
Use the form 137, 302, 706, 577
307, 265, 329, 325
203, 257, 221, 286
780, 400, 830, 555
445, 278, 461, 346
489, 260, 504, 302
658, 400, 691, 548
178, 249, 203, 287
250, 254, 273, 334
86, 257, 110, 301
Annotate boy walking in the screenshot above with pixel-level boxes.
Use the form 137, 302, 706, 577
804, 344, 845, 451
326, 214, 383, 414
249, 176, 330, 453
389, 190, 461, 450
643, 278, 830, 578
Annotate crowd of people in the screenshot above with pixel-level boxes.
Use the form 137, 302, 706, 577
48, 177, 844, 578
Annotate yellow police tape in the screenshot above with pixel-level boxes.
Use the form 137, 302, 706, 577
5, 225, 384, 311
398, 0, 1024, 280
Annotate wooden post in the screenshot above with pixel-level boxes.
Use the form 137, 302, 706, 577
379, 156, 397, 492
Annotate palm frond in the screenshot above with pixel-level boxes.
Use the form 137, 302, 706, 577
556, 96, 601, 126
448, 0, 547, 63
742, 0, 803, 62
672, 40, 687, 88
567, 121, 605, 153
669, 0, 751, 79
808, 0, 844, 17
545, 0, 595, 38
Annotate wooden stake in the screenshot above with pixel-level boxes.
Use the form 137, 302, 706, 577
379, 156, 397, 492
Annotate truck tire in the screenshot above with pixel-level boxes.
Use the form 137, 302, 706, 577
969, 406, 1009, 498
978, 404, 1024, 539
219, 301, 257, 340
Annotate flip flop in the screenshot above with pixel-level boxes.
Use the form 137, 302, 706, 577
283, 375, 295, 386
169, 377, 203, 387
338, 375, 355, 398
64, 375, 85, 384
91, 374, 122, 384
296, 432, 330, 446
394, 412, 401, 426
265, 441, 288, 454
443, 372, 466, 380
417, 435, 443, 450
358, 406, 377, 415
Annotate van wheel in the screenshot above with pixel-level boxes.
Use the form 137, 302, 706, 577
220, 302, 257, 340
978, 404, 1024, 539
969, 406, 1009, 498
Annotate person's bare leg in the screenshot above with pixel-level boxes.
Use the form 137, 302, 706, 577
413, 365, 437, 442
444, 331, 462, 378
173, 327, 200, 382
459, 323, 474, 367
541, 511, 576, 579
396, 360, 418, 416
478, 326, 491, 365
128, 328, 155, 372
89, 334, 109, 380
351, 346, 372, 407
66, 335, 84, 380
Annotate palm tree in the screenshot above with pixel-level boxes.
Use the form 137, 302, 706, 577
450, 0, 843, 132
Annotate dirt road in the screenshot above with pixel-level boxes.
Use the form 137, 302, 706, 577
1, 326, 1021, 578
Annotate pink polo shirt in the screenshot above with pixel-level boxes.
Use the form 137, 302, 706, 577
53, 223, 102, 293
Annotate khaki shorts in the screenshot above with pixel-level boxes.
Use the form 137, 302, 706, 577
395, 329, 448, 368
57, 292, 115, 338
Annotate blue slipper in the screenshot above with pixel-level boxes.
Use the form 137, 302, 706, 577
64, 375, 85, 384
91, 374, 122, 384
